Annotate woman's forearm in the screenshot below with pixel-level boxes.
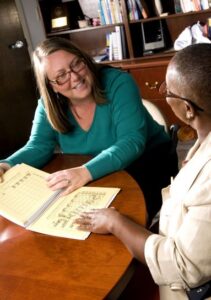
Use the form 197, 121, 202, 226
109, 213, 152, 264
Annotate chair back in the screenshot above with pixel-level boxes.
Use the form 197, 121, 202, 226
142, 99, 168, 132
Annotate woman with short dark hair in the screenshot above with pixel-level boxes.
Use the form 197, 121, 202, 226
76, 43, 211, 300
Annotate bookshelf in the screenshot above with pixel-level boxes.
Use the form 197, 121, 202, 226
38, 0, 211, 126
38, 0, 211, 60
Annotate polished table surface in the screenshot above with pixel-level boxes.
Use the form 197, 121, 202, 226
0, 154, 146, 300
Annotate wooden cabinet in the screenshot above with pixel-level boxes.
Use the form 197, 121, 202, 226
110, 52, 183, 126
122, 54, 180, 126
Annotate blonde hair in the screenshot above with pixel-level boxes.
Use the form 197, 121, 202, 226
33, 37, 106, 133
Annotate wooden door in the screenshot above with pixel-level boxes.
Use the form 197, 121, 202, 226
0, 0, 37, 158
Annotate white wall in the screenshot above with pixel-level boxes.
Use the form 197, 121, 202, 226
15, 0, 46, 54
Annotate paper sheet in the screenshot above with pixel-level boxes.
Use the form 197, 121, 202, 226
0, 164, 120, 239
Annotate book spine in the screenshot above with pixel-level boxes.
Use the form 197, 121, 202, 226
174, 0, 183, 13
192, 0, 202, 10
127, 0, 133, 20
115, 25, 123, 60
110, 0, 117, 23
132, 0, 140, 20
111, 31, 119, 60
101, 0, 110, 24
135, 0, 144, 18
153, 0, 163, 16
113, 0, 123, 22
139, 0, 150, 18
105, 0, 113, 23
180, 0, 193, 12
107, 0, 116, 23
179, 0, 185, 12
200, 0, 209, 9
98, 0, 106, 25
109, 33, 113, 60
208, 17, 211, 39
120, 25, 127, 58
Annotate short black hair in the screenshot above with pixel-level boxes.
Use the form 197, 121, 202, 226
169, 43, 211, 113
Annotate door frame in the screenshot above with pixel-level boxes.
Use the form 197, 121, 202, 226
15, 0, 45, 54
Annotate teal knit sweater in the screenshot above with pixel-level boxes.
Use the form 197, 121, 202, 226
1, 67, 169, 179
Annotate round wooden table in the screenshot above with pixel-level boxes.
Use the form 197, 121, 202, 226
0, 154, 146, 300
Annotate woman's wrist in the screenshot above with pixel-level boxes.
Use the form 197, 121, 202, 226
0, 163, 11, 172
82, 165, 93, 182
107, 210, 123, 234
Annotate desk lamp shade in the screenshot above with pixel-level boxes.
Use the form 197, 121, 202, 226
51, 4, 69, 30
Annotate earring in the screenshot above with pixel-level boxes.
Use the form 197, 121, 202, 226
186, 111, 194, 120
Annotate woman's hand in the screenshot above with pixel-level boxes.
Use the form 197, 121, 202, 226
75, 207, 119, 234
46, 165, 92, 195
0, 163, 11, 182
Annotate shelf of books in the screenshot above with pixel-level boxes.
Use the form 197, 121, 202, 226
39, 0, 211, 62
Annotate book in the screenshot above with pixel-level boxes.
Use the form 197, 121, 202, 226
111, 31, 119, 60
113, 0, 123, 23
153, 0, 163, 16
131, 0, 140, 20
115, 26, 123, 60
200, 0, 209, 9
98, 0, 106, 25
109, 32, 113, 60
0, 163, 120, 240
120, 25, 127, 59
192, 0, 202, 10
127, 0, 133, 20
174, 0, 183, 13
138, 0, 150, 18
208, 17, 211, 39
101, 0, 110, 24
134, 0, 143, 18
105, 0, 113, 23
180, 0, 194, 12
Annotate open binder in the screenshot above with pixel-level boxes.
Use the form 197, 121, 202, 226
0, 164, 120, 240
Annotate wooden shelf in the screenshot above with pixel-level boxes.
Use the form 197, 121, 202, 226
47, 22, 124, 37
130, 8, 211, 23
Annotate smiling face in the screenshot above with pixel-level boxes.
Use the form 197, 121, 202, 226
43, 50, 94, 103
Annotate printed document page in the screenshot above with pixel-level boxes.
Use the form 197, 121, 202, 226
29, 186, 120, 240
0, 164, 52, 226
0, 164, 120, 239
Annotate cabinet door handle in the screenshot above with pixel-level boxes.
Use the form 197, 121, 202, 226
145, 81, 159, 90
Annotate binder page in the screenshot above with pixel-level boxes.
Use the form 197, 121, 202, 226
0, 164, 52, 226
29, 186, 120, 240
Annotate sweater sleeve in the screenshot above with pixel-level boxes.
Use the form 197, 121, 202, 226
1, 100, 57, 168
85, 70, 148, 179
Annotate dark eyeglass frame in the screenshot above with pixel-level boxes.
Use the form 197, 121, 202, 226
49, 58, 86, 86
159, 81, 204, 112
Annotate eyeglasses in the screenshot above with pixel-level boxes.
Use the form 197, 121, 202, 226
49, 58, 86, 86
159, 81, 204, 112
